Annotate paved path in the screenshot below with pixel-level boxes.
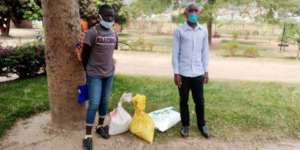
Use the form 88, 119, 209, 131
114, 51, 300, 83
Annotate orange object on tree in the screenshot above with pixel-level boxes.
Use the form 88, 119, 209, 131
75, 19, 89, 61
80, 19, 89, 32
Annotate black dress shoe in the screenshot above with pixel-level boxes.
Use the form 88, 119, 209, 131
83, 137, 93, 150
96, 125, 110, 139
180, 126, 189, 138
199, 125, 209, 138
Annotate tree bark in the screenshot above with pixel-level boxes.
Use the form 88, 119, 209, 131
297, 42, 300, 60
207, 0, 215, 46
41, 0, 85, 129
13, 20, 33, 28
0, 16, 11, 37
207, 19, 212, 45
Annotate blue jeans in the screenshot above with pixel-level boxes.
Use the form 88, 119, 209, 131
86, 75, 113, 126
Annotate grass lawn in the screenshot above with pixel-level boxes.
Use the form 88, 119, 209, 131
119, 33, 172, 53
0, 77, 49, 137
119, 33, 299, 61
1, 75, 300, 141
215, 39, 299, 60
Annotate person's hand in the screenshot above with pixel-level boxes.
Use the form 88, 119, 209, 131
203, 72, 209, 84
75, 48, 82, 61
75, 32, 85, 62
174, 74, 182, 88
74, 42, 82, 62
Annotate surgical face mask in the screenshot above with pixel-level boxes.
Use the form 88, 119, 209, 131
99, 14, 114, 29
187, 13, 198, 23
100, 20, 114, 29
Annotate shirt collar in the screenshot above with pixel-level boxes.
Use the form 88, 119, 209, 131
183, 22, 202, 31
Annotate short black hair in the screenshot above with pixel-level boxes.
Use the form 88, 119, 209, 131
98, 4, 114, 15
184, 3, 200, 15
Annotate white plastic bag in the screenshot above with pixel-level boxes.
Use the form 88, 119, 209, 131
148, 107, 181, 132
119, 92, 132, 103
109, 93, 132, 135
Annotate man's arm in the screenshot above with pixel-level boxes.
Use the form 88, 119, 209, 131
81, 44, 91, 70
81, 28, 96, 70
115, 32, 118, 50
172, 29, 182, 87
172, 29, 180, 75
202, 28, 209, 83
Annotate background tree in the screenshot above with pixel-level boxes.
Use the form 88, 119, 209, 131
128, 0, 172, 17
95, 0, 129, 30
0, 0, 128, 37
0, 0, 19, 37
172, 0, 300, 45
41, 0, 85, 128
20, 0, 42, 21
0, 0, 42, 37
285, 23, 300, 59
171, 0, 215, 44
79, 0, 129, 29
79, 0, 98, 28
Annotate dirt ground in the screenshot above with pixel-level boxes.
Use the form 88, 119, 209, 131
1, 112, 300, 150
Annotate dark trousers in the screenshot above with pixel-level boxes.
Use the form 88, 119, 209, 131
178, 75, 206, 127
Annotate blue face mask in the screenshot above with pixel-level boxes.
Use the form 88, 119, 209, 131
188, 13, 198, 23
100, 20, 114, 29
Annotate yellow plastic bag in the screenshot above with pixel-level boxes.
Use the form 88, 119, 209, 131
129, 94, 155, 143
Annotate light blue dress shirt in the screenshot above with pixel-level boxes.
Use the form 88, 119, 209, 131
172, 22, 209, 77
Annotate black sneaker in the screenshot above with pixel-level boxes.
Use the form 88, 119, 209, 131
199, 125, 209, 139
96, 125, 110, 139
83, 137, 93, 150
180, 126, 189, 138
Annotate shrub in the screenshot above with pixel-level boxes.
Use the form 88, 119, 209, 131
252, 30, 260, 36
223, 40, 239, 56
243, 47, 259, 58
229, 31, 241, 40
0, 45, 14, 76
131, 37, 155, 52
244, 30, 250, 40
171, 14, 185, 24
0, 42, 45, 79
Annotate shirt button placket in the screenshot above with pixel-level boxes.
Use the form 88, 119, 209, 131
191, 30, 195, 74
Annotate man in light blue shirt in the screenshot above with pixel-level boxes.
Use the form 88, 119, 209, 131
172, 3, 209, 138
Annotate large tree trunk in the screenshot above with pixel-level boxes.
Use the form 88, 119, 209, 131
0, 16, 11, 37
207, 0, 215, 46
13, 20, 33, 28
297, 41, 300, 60
41, 0, 85, 129
207, 20, 212, 45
